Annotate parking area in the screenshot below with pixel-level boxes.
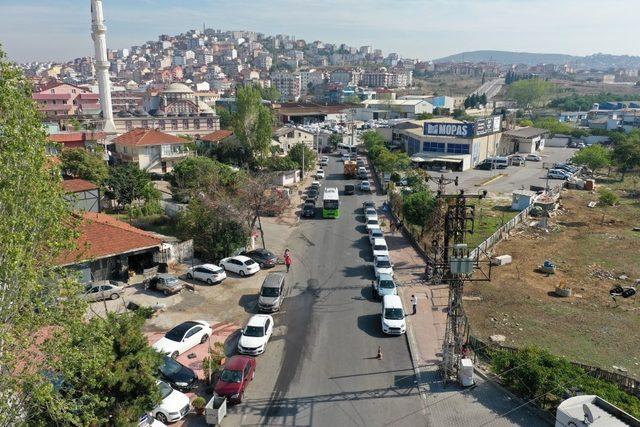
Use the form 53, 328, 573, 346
428, 147, 578, 195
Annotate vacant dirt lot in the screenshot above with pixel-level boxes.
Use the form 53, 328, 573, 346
465, 188, 640, 377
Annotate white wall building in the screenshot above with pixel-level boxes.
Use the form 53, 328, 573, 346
271, 72, 302, 101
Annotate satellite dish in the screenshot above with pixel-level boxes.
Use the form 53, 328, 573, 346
583, 403, 594, 424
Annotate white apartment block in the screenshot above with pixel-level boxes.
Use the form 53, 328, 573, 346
271, 72, 302, 101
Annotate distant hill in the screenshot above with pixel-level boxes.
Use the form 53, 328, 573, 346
433, 50, 640, 69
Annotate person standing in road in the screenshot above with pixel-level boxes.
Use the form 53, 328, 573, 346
411, 294, 417, 315
284, 249, 292, 273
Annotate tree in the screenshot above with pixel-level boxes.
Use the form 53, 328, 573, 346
233, 85, 274, 166
288, 143, 317, 172
508, 78, 555, 108
611, 132, 640, 179
213, 137, 251, 166
105, 164, 161, 215
361, 130, 385, 151
328, 133, 342, 150
258, 85, 282, 103
59, 148, 110, 184
168, 157, 237, 202
216, 106, 233, 130
414, 112, 434, 120
178, 194, 249, 261
28, 312, 162, 425
572, 144, 611, 172
402, 190, 437, 235
598, 188, 619, 224
374, 149, 410, 173
264, 155, 298, 171
0, 47, 89, 425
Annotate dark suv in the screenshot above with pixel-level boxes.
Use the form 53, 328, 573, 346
302, 202, 315, 218
344, 184, 355, 195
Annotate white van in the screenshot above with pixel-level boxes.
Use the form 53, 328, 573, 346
381, 295, 406, 335
487, 156, 509, 169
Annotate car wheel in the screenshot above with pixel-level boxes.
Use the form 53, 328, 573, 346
237, 391, 244, 403
259, 261, 264, 268
200, 334, 209, 344
156, 412, 168, 424
239, 270, 246, 277
110, 293, 119, 300
163, 290, 169, 296
186, 273, 193, 279
206, 278, 213, 285
171, 351, 179, 359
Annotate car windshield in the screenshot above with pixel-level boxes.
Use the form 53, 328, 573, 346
376, 260, 391, 268
244, 326, 265, 337
374, 245, 387, 251
164, 277, 179, 285
220, 369, 243, 383
368, 219, 379, 225
366, 209, 376, 215
384, 308, 404, 320
159, 381, 173, 399
379, 280, 395, 289
165, 325, 187, 342
261, 287, 280, 297
160, 356, 182, 376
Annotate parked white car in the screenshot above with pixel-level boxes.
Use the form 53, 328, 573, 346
153, 381, 190, 424
360, 180, 372, 192
237, 314, 274, 356
373, 254, 394, 277
186, 263, 226, 284
83, 281, 125, 302
381, 295, 406, 335
316, 170, 325, 179
547, 169, 572, 180
372, 238, 390, 258
365, 218, 380, 232
220, 255, 260, 277
364, 207, 378, 221
152, 320, 213, 358
368, 228, 384, 244
525, 154, 541, 162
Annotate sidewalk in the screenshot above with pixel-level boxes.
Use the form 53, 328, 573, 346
379, 216, 449, 386
381, 211, 552, 426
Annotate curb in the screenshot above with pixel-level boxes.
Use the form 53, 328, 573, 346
400, 287, 429, 401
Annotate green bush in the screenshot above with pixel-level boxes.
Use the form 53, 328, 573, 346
490, 347, 640, 418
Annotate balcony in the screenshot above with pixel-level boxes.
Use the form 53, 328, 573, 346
160, 145, 192, 159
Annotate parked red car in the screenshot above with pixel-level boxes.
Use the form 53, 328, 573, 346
214, 355, 256, 403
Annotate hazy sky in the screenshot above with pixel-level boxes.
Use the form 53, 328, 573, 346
1, 0, 638, 63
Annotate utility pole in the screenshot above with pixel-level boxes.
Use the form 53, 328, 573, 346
430, 186, 492, 385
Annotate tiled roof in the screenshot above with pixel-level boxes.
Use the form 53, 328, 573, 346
48, 131, 107, 143
61, 179, 98, 193
56, 212, 162, 266
114, 128, 187, 146
200, 129, 233, 143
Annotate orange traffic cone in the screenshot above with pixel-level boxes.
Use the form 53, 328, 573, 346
377, 345, 383, 360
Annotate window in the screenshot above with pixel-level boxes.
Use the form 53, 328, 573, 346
72, 89, 76, 94
159, 120, 166, 130
171, 120, 178, 130
182, 119, 189, 129
406, 137, 421, 155
50, 89, 55, 94
125, 121, 133, 131
52, 100, 56, 105
446, 143, 470, 154
423, 142, 445, 153
193, 119, 200, 129
141, 120, 148, 128
207, 118, 214, 129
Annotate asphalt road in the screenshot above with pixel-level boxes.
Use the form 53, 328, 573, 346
225, 155, 429, 426
470, 78, 504, 100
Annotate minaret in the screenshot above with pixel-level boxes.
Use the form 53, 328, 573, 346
91, 0, 116, 133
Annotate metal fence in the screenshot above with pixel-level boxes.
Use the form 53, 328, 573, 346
468, 335, 640, 398
469, 203, 534, 260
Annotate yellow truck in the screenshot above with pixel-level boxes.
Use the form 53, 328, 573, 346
343, 160, 357, 178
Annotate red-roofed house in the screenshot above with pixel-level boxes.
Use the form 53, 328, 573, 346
47, 131, 108, 151
113, 128, 193, 174
57, 212, 164, 282
32, 82, 100, 118
62, 179, 101, 212
199, 129, 233, 144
